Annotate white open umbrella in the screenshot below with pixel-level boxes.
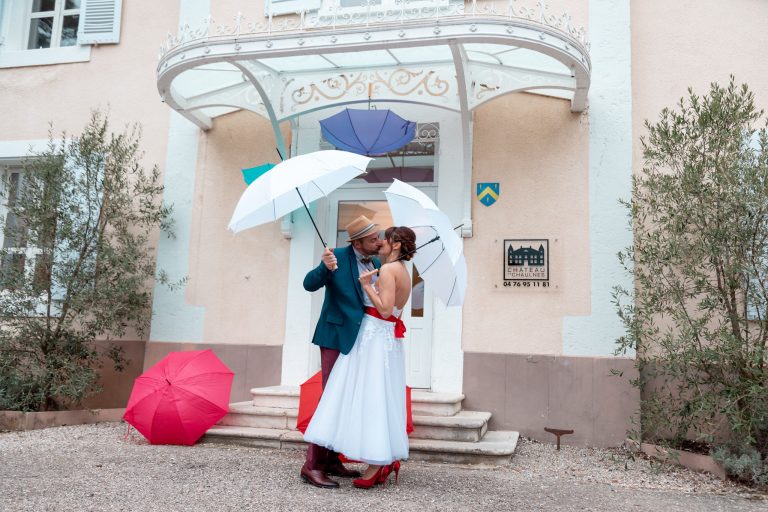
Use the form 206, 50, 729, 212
384, 179, 467, 307
228, 150, 372, 246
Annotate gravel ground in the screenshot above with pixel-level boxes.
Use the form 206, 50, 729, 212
1, 423, 766, 512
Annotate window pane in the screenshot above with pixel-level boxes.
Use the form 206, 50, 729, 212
65, 0, 81, 9
32, 0, 56, 12
340, 0, 382, 6
33, 253, 52, 293
0, 253, 26, 291
411, 267, 424, 318
336, 201, 391, 248
61, 15, 79, 47
28, 17, 54, 49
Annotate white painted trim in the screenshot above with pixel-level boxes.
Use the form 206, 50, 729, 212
149, 0, 209, 343
0, 45, 91, 68
0, 139, 53, 160
562, 0, 633, 357
281, 122, 323, 385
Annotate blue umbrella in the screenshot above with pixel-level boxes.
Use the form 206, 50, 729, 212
320, 108, 416, 156
241, 163, 275, 185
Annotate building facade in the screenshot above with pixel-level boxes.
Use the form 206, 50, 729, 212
2, 0, 767, 446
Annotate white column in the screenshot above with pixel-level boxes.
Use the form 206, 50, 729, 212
432, 112, 466, 394
562, 0, 633, 356
280, 125, 323, 385
149, 0, 210, 343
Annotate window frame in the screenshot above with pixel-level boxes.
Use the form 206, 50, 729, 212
0, 0, 90, 69
26, 0, 82, 50
0, 164, 45, 294
317, 0, 450, 17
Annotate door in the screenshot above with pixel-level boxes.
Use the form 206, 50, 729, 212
328, 187, 435, 388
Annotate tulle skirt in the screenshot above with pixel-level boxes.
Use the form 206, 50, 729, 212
303, 313, 409, 465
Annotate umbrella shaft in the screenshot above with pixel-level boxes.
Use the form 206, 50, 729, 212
395, 235, 440, 262
296, 187, 327, 248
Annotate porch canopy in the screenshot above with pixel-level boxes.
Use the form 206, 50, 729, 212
156, 1, 591, 146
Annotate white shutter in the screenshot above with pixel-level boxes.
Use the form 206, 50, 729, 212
77, 0, 122, 45
266, 0, 322, 16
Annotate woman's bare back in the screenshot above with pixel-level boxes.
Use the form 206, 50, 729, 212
383, 261, 412, 311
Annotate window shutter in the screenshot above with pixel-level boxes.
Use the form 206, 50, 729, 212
77, 0, 123, 45
266, 0, 322, 16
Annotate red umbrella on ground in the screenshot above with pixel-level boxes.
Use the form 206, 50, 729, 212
296, 370, 413, 435
123, 349, 234, 445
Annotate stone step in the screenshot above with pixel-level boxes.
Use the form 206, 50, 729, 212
203, 426, 518, 465
219, 402, 490, 442
411, 390, 464, 417
249, 386, 464, 417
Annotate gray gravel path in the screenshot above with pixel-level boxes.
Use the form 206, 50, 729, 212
0, 423, 765, 511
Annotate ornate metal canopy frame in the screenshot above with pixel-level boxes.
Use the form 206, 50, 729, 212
156, 1, 590, 237
157, 1, 590, 134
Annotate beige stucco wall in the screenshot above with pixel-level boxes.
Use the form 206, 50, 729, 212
463, 92, 590, 354
186, 110, 290, 345
632, 0, 768, 175
0, 1, 179, 345
0, 1, 176, 165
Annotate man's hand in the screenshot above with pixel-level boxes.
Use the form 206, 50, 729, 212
322, 247, 338, 271
358, 269, 377, 287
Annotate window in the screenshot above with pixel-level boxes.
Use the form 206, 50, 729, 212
0, 0, 122, 68
27, 0, 81, 50
266, 0, 451, 17
320, 122, 439, 185
0, 167, 45, 292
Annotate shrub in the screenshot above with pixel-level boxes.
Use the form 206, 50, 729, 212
0, 111, 177, 411
615, 77, 768, 485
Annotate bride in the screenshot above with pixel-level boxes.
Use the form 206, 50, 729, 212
303, 226, 417, 488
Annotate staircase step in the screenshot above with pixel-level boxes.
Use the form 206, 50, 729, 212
408, 431, 519, 465
218, 402, 297, 430
219, 402, 489, 442
250, 386, 299, 409
250, 386, 464, 417
411, 411, 490, 442
411, 390, 464, 417
203, 426, 518, 465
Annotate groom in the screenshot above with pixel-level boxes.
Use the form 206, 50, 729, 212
300, 215, 383, 488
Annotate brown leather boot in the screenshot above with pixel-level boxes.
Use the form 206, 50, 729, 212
300, 463, 339, 488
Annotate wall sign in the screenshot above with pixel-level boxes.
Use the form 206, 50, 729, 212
503, 239, 550, 287
476, 182, 499, 206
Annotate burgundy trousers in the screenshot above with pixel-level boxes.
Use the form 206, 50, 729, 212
304, 346, 341, 470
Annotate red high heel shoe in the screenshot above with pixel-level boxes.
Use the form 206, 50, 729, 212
353, 466, 388, 489
387, 461, 401, 485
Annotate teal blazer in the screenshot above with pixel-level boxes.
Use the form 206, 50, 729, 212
303, 245, 381, 355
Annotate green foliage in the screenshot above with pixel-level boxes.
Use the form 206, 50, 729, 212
0, 111, 176, 411
614, 77, 768, 485
713, 445, 768, 487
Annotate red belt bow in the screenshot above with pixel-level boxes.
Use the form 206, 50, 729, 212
364, 307, 406, 339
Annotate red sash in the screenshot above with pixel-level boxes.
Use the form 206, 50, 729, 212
364, 307, 406, 339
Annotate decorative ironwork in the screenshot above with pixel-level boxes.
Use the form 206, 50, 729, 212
159, 0, 588, 59
286, 68, 452, 113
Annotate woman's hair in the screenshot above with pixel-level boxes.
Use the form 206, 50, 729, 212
384, 226, 417, 261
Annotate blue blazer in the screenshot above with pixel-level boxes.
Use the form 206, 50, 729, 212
303, 245, 380, 355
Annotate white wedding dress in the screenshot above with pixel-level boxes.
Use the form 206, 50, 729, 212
303, 306, 409, 466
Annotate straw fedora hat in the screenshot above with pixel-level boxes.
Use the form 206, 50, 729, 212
345, 215, 380, 242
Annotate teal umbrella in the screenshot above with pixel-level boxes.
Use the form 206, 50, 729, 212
241, 163, 275, 185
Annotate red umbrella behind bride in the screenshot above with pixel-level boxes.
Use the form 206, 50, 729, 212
296, 370, 413, 435
123, 349, 234, 445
